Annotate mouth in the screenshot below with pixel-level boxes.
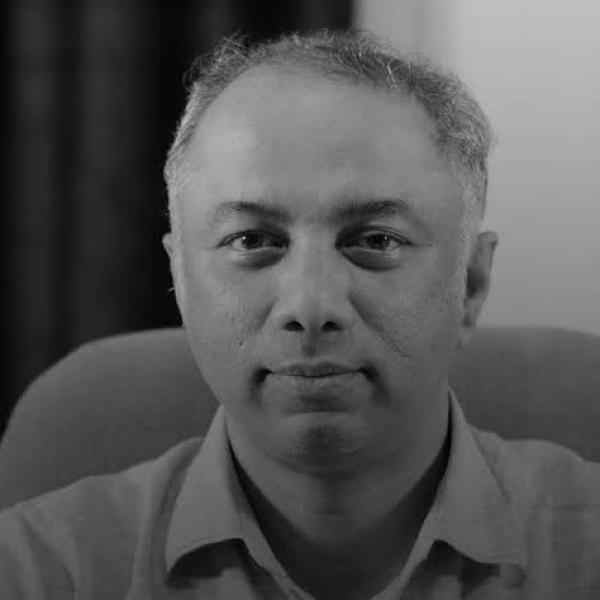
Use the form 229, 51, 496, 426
259, 357, 374, 410
255, 360, 375, 385
270, 360, 369, 377
264, 371, 365, 411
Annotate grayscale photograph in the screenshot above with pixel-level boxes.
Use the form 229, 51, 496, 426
2, 1, 600, 597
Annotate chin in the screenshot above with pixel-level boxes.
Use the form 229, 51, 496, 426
270, 412, 371, 473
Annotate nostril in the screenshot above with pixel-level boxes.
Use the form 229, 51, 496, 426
361, 366, 376, 381
283, 320, 341, 333
254, 369, 270, 384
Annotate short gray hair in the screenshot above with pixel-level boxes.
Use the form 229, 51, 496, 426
164, 30, 493, 243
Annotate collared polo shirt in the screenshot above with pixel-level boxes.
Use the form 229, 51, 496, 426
1, 391, 600, 598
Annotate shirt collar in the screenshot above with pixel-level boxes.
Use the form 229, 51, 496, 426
420, 389, 528, 570
165, 406, 286, 577
165, 390, 528, 575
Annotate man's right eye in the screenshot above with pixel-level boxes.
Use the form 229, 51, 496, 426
222, 230, 286, 252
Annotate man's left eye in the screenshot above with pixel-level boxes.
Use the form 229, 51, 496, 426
346, 232, 410, 252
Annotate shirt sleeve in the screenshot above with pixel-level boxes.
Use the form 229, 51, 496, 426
0, 507, 74, 599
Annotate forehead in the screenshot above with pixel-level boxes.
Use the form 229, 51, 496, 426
179, 65, 462, 228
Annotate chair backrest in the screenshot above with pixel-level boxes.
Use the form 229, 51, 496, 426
1, 326, 599, 510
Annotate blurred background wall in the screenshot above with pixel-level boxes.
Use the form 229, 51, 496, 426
6, 0, 599, 432
358, 0, 600, 334
4, 0, 354, 432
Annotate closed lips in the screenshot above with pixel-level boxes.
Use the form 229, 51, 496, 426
274, 363, 359, 377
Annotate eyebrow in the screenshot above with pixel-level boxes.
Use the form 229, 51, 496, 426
207, 196, 424, 229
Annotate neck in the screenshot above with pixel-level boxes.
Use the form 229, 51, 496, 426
227, 408, 450, 598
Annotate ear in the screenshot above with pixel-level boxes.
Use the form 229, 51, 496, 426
458, 230, 498, 348
162, 232, 187, 319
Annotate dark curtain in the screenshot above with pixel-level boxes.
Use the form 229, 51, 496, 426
4, 0, 354, 432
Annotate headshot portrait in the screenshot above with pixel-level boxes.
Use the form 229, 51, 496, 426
2, 2, 600, 598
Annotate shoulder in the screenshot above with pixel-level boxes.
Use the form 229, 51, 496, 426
5, 435, 204, 530
0, 437, 203, 597
472, 427, 600, 588
471, 427, 600, 508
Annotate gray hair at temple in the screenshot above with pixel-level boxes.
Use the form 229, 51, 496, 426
164, 30, 493, 251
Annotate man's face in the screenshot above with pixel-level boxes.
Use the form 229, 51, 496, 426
168, 67, 479, 474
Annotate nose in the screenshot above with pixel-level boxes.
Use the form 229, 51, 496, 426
271, 239, 356, 343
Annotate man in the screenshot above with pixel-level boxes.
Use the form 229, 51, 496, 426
1, 30, 600, 599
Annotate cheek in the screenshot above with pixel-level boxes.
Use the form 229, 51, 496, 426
417, 264, 465, 364
181, 271, 275, 412
187, 287, 247, 351
181, 258, 266, 370
362, 258, 464, 361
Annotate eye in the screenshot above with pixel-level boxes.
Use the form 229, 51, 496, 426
223, 230, 286, 252
345, 231, 410, 252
